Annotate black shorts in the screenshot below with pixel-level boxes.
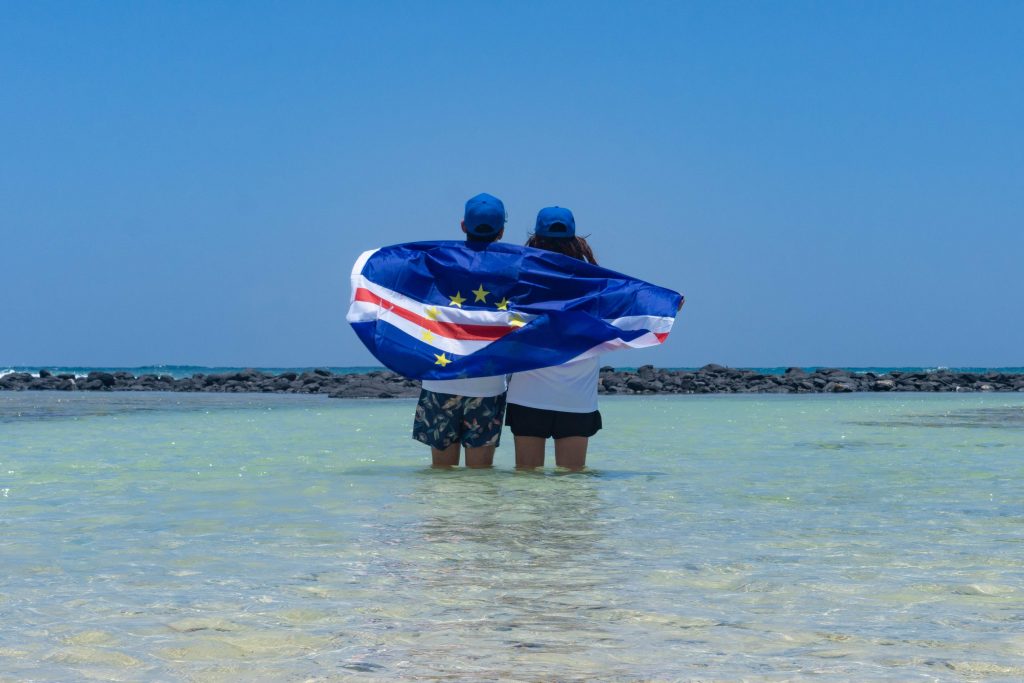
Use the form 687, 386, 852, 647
505, 403, 602, 439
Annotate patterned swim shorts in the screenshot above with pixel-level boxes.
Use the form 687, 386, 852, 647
412, 389, 507, 450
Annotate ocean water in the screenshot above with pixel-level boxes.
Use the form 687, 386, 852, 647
1, 392, 1023, 681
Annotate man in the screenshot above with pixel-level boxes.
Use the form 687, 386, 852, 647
412, 193, 509, 468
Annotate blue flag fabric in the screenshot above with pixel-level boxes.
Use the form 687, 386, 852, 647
347, 241, 683, 380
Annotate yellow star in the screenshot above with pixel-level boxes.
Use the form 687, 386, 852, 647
495, 297, 509, 311
472, 284, 490, 303
449, 291, 466, 308
509, 313, 526, 328
421, 330, 434, 343
425, 306, 440, 320
434, 353, 451, 367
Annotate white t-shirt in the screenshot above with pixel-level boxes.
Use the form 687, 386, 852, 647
506, 357, 601, 413
421, 375, 507, 398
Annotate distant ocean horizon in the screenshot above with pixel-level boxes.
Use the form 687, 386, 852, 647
3, 364, 1023, 379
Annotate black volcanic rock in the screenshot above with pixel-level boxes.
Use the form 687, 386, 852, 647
87, 371, 116, 387
700, 363, 727, 373
2, 366, 1023, 396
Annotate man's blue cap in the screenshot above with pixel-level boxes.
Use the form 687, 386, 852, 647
464, 193, 506, 236
534, 206, 576, 238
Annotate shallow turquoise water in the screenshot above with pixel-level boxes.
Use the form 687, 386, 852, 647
1, 392, 1022, 681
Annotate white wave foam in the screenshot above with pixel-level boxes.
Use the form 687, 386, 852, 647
0, 369, 46, 378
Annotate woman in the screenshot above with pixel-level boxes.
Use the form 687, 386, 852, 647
505, 206, 602, 471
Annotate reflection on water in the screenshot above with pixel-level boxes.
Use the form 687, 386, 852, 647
330, 472, 614, 678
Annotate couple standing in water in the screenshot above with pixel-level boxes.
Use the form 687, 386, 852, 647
412, 193, 602, 471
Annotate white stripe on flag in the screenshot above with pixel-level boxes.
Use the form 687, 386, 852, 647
566, 331, 669, 364
348, 249, 379, 303
604, 314, 676, 333
348, 300, 493, 356
352, 272, 537, 328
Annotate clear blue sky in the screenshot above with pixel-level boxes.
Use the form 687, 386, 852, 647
2, 1, 1022, 368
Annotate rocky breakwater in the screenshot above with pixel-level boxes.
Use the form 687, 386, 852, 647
0, 369, 421, 399
2, 365, 1022, 397
598, 365, 1024, 394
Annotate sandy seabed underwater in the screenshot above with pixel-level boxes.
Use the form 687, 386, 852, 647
1, 391, 1023, 681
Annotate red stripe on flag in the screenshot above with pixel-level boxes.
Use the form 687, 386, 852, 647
355, 288, 513, 341
655, 332, 669, 343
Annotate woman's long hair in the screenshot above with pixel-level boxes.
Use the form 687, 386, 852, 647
525, 235, 598, 265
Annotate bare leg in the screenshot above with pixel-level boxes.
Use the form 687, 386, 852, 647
554, 436, 588, 471
514, 436, 546, 470
431, 443, 460, 468
464, 445, 496, 469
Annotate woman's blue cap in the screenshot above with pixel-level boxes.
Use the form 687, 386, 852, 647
464, 193, 507, 235
534, 206, 576, 238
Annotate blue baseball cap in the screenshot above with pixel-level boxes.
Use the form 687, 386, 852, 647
463, 193, 506, 236
534, 206, 576, 238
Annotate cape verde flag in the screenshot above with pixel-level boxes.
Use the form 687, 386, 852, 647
347, 241, 683, 380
